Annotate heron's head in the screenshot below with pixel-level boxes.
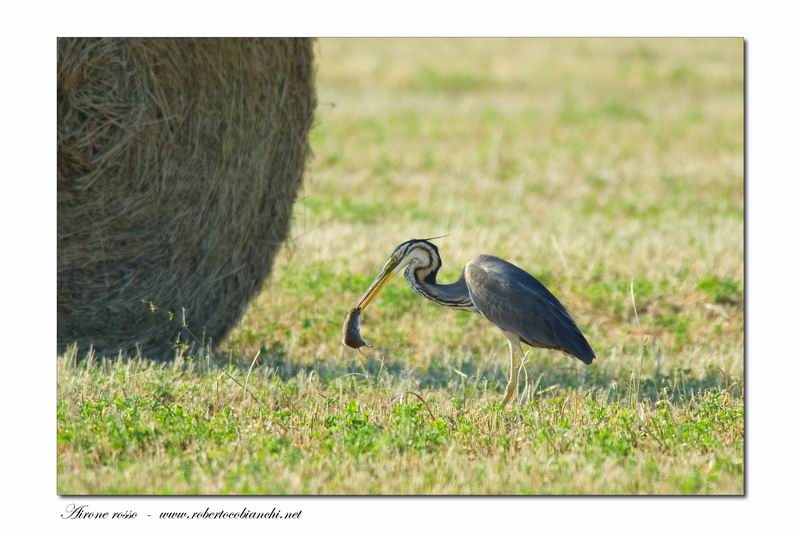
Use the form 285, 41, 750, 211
357, 239, 441, 310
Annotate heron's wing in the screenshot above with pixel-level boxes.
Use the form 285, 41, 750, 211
465, 255, 595, 364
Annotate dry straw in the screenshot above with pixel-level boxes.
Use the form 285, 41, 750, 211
57, 38, 316, 359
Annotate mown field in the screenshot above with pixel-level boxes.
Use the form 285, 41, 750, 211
57, 38, 744, 495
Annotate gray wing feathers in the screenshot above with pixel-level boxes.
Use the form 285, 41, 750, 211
465, 255, 595, 365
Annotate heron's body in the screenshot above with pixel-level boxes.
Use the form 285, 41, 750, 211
355, 239, 595, 406
465, 256, 595, 363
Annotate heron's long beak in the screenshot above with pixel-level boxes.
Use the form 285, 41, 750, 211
356, 258, 399, 310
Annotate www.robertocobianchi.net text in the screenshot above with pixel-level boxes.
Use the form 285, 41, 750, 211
61, 504, 303, 520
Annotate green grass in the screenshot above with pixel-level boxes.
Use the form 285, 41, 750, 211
58, 38, 743, 495
58, 353, 742, 494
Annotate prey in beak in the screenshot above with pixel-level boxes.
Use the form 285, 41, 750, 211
341, 255, 401, 350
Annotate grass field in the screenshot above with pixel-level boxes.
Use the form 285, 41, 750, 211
57, 38, 744, 495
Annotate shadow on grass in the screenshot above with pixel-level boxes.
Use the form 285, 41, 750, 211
228, 344, 741, 404
62, 341, 740, 406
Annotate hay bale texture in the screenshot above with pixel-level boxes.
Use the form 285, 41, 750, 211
58, 38, 316, 359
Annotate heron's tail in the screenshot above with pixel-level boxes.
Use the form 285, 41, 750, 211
565, 330, 596, 365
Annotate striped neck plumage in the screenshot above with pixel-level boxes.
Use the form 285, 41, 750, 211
405, 265, 476, 311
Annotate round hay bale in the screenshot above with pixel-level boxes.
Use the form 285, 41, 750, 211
57, 38, 316, 359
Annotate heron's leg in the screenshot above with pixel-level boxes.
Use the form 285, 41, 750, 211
517, 344, 530, 406
501, 335, 522, 406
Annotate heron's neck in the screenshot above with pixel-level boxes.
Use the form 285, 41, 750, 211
405, 267, 475, 310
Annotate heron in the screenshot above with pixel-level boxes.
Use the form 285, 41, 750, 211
353, 238, 595, 405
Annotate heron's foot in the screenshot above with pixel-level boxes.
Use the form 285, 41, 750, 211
501, 379, 518, 407
518, 383, 530, 407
